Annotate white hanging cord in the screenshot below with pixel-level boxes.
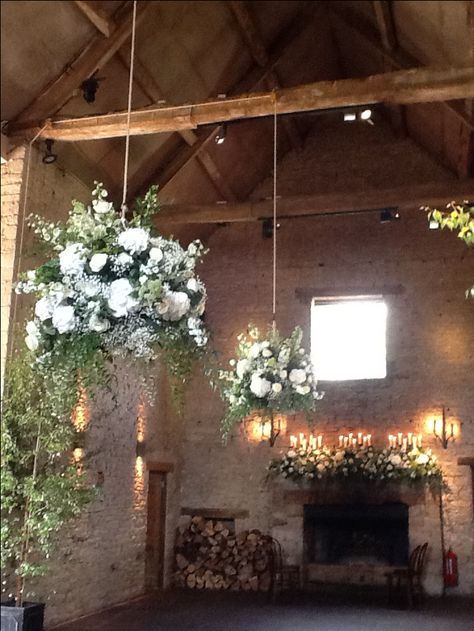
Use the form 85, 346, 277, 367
272, 97, 278, 332
6, 124, 49, 366
121, 0, 138, 220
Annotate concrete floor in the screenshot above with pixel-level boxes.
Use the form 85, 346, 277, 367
51, 589, 474, 631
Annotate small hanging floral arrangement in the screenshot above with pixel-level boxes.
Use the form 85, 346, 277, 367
219, 326, 323, 439
269, 442, 442, 487
16, 184, 208, 383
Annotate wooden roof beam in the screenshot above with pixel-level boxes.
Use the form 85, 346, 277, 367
9, 67, 474, 142
9, 2, 151, 125
117, 48, 237, 201
74, 1, 114, 38
229, 0, 303, 150
154, 179, 474, 224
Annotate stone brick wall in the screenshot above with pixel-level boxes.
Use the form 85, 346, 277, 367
170, 121, 473, 597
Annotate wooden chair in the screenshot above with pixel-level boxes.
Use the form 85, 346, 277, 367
268, 537, 301, 603
385, 542, 428, 608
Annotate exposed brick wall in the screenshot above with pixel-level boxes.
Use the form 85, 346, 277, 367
168, 121, 473, 597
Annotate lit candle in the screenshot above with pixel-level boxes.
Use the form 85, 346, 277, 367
343, 437, 348, 447
397, 432, 403, 445
339, 435, 343, 447
299, 432, 304, 443
290, 435, 297, 448
408, 432, 413, 445
301, 438, 307, 451
363, 436, 367, 447
348, 432, 353, 442
367, 434, 372, 446
402, 438, 408, 452
358, 432, 362, 445
352, 438, 357, 448
317, 435, 323, 448
388, 434, 393, 447
412, 435, 418, 449
418, 434, 423, 447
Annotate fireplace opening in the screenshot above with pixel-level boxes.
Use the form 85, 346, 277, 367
304, 503, 409, 566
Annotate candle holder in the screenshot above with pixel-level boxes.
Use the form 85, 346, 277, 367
432, 406, 455, 449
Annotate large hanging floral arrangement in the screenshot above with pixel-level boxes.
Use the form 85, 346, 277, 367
269, 443, 442, 487
219, 326, 323, 439
16, 184, 208, 383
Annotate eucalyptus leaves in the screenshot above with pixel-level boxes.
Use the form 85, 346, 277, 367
219, 326, 323, 438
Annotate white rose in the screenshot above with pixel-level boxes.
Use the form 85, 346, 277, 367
295, 385, 310, 395
236, 359, 251, 379
25, 334, 39, 351
262, 348, 273, 358
88, 313, 110, 332
52, 305, 75, 334
289, 368, 306, 384
317, 463, 325, 472
59, 243, 87, 276
186, 278, 198, 292
107, 278, 138, 317
117, 252, 133, 266
250, 343, 261, 358
78, 279, 100, 297
92, 199, 113, 214
416, 453, 429, 465
334, 451, 344, 462
118, 228, 149, 254
149, 247, 163, 262
279, 370, 288, 380
390, 454, 402, 466
35, 296, 55, 321
89, 253, 108, 272
158, 291, 190, 321
26, 320, 39, 336
272, 382, 282, 394
249, 374, 271, 398
187, 243, 198, 256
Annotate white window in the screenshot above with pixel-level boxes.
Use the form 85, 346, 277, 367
311, 297, 387, 381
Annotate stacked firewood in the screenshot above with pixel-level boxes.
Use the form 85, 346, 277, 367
174, 516, 273, 591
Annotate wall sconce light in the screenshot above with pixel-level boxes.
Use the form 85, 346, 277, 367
136, 440, 146, 458
215, 124, 227, 145
42, 139, 57, 164
249, 413, 286, 446
380, 208, 400, 223
343, 107, 375, 125
432, 406, 456, 449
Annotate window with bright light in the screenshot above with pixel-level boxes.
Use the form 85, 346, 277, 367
311, 297, 387, 381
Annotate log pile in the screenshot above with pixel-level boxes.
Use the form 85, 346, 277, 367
174, 516, 273, 592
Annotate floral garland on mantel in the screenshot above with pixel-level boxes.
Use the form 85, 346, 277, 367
16, 184, 209, 389
269, 443, 443, 487
219, 326, 323, 439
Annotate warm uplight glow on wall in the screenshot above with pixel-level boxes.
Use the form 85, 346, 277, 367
136, 394, 146, 443
71, 383, 90, 431
133, 394, 147, 510
248, 415, 287, 442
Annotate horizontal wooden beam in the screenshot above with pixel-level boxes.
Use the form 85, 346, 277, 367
154, 179, 474, 224
9, 67, 474, 142
295, 285, 405, 303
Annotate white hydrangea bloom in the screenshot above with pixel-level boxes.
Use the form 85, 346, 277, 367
35, 295, 56, 321
149, 247, 163, 262
117, 252, 133, 266
118, 228, 149, 254
249, 374, 271, 398
236, 358, 251, 379
289, 368, 306, 384
59, 243, 87, 276
250, 343, 261, 358
416, 453, 429, 465
157, 291, 190, 322
107, 278, 138, 317
52, 304, 75, 333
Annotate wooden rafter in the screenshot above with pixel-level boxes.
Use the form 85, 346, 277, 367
117, 48, 237, 201
9, 67, 474, 142
229, 0, 302, 150
10, 2, 150, 125
74, 1, 114, 37
327, 4, 474, 131
131, 2, 320, 199
371, 0, 406, 136
154, 179, 474, 224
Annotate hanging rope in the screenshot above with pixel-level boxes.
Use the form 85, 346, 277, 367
272, 96, 278, 332
6, 123, 49, 367
120, 0, 138, 221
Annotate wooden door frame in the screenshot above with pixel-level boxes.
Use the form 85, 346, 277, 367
145, 462, 174, 591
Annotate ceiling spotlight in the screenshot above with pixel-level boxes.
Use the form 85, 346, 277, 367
215, 124, 227, 145
42, 139, 57, 164
81, 75, 100, 104
360, 108, 372, 121
380, 208, 400, 224
429, 219, 440, 230
343, 112, 357, 122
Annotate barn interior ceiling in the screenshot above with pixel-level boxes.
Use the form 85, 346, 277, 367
1, 0, 473, 213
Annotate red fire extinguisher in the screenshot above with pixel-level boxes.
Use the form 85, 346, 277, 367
443, 548, 458, 587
